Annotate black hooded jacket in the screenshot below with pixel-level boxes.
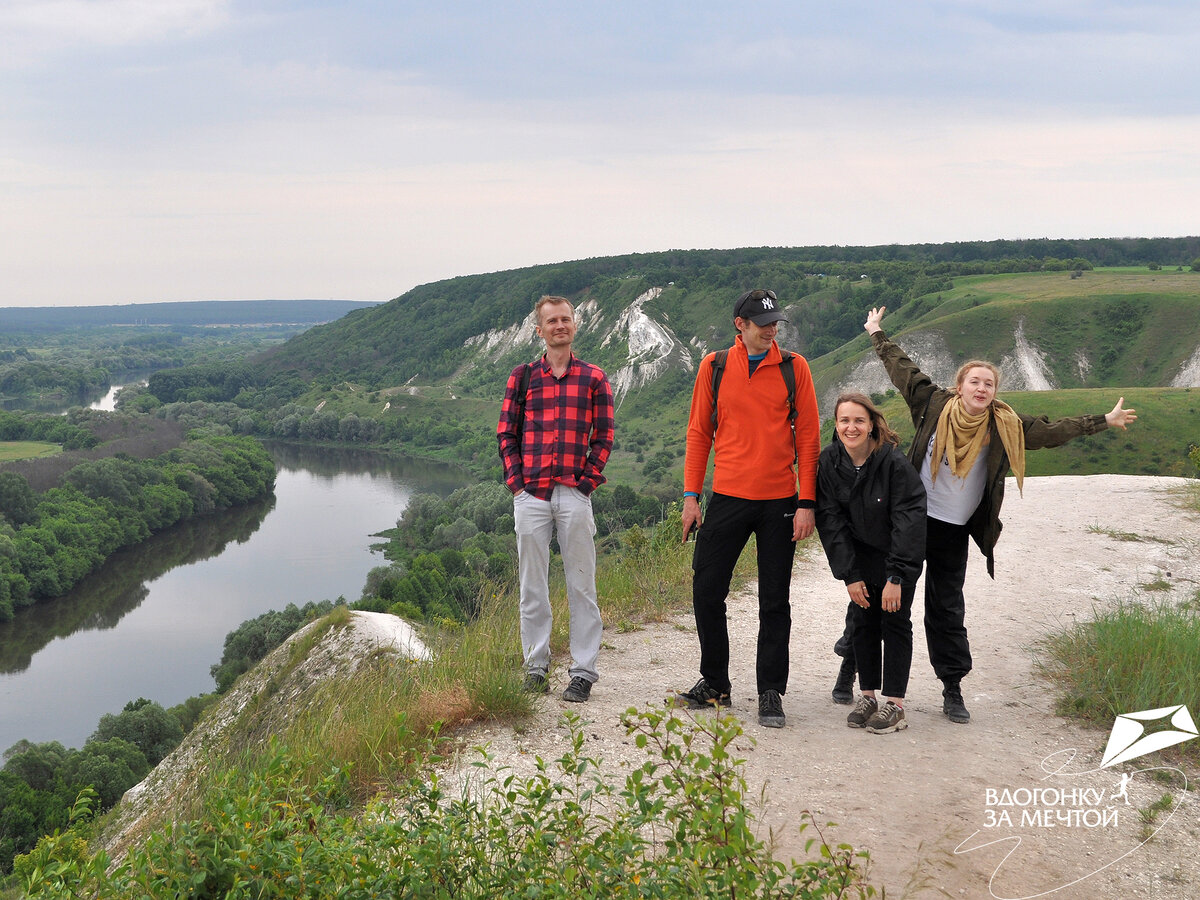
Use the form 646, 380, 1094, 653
816, 437, 927, 587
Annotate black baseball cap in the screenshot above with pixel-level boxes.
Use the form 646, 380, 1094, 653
734, 289, 786, 326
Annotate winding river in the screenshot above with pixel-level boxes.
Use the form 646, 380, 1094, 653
0, 439, 469, 753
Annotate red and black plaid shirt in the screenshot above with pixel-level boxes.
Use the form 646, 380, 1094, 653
496, 353, 614, 500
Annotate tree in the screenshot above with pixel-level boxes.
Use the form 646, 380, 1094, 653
90, 699, 183, 767
0, 473, 36, 526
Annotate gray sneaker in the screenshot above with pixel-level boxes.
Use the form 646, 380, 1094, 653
847, 694, 878, 728
865, 701, 908, 734
522, 672, 549, 694
562, 676, 592, 703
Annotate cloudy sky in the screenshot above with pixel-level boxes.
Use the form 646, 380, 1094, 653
2, 1, 1198, 307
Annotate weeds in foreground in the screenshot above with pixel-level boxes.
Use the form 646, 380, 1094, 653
1040, 599, 1200, 766
17, 709, 877, 899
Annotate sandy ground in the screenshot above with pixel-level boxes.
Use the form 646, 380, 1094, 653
453, 476, 1200, 900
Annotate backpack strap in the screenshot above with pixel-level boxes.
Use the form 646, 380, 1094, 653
513, 363, 532, 432
709, 349, 729, 431
710, 347, 798, 465
711, 348, 797, 427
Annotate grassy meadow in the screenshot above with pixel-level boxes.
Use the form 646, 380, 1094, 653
0, 441, 60, 461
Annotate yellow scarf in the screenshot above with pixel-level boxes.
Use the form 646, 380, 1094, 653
930, 396, 1026, 495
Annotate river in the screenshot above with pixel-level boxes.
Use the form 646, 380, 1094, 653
0, 441, 469, 754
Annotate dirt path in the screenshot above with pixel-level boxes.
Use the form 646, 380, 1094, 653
455, 475, 1200, 899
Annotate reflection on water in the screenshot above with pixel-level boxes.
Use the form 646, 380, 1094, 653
0, 443, 468, 753
0, 497, 273, 675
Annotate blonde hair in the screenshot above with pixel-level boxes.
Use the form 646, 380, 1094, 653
834, 392, 900, 452
955, 360, 1001, 391
534, 295, 574, 325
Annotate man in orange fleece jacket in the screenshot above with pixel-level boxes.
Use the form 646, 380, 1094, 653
674, 289, 821, 729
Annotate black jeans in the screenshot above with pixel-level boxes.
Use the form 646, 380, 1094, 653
849, 586, 915, 698
691, 493, 797, 695
924, 516, 972, 683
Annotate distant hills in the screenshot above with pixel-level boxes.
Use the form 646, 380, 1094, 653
0, 299, 381, 332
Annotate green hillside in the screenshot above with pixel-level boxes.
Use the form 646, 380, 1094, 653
144, 240, 1200, 485
832, 387, 1197, 479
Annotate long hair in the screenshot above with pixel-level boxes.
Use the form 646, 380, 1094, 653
833, 392, 900, 455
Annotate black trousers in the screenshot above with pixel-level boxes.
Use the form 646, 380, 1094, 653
846, 539, 915, 697
924, 516, 973, 683
692, 493, 797, 695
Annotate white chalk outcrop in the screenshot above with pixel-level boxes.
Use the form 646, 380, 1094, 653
98, 612, 428, 863
1171, 344, 1200, 387
604, 288, 694, 405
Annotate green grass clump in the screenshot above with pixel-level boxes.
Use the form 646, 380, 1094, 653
1040, 600, 1200, 765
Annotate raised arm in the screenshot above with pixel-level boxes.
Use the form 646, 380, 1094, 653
864, 306, 886, 335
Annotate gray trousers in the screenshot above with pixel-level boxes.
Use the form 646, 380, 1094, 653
514, 485, 602, 682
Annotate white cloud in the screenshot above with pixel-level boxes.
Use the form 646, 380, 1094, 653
0, 0, 229, 45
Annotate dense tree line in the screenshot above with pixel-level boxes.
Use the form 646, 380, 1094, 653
0, 433, 275, 621
0, 412, 98, 453
0, 699, 178, 872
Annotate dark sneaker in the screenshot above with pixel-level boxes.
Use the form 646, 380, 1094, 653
865, 701, 908, 734
669, 678, 731, 710
847, 694, 878, 728
831, 655, 856, 705
522, 672, 549, 694
758, 690, 786, 728
562, 676, 592, 703
942, 685, 971, 724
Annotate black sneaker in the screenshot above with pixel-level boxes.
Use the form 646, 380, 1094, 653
831, 655, 856, 705
522, 672, 549, 694
669, 677, 731, 710
758, 690, 786, 728
562, 676, 592, 703
942, 684, 971, 724
847, 694, 878, 728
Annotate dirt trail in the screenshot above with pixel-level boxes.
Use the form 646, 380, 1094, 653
454, 475, 1200, 899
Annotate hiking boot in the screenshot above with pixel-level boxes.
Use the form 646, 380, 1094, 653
942, 683, 971, 724
562, 676, 592, 703
522, 672, 549, 694
865, 701, 908, 734
669, 678, 732, 710
758, 690, 786, 728
831, 655, 856, 705
847, 694, 878, 728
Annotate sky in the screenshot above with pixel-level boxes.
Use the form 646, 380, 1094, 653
2, 1, 1199, 307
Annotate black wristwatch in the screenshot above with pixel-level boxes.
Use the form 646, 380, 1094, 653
886, 575, 902, 585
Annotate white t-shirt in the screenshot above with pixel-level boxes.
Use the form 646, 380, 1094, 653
920, 435, 987, 525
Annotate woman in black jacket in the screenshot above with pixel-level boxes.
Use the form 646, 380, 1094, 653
816, 393, 927, 735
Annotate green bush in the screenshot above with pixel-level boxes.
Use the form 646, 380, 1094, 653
18, 710, 876, 899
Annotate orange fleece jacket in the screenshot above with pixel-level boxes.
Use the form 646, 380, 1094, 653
684, 336, 821, 503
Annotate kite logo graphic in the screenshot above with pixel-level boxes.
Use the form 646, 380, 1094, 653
1099, 704, 1199, 768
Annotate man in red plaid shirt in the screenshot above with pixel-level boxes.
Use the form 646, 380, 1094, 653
497, 295, 615, 703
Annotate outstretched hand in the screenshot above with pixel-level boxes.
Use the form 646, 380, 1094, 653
1105, 397, 1137, 430
864, 306, 886, 334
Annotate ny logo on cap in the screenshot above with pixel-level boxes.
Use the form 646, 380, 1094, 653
762, 297, 775, 310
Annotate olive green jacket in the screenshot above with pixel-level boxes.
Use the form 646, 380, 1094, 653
871, 330, 1109, 577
